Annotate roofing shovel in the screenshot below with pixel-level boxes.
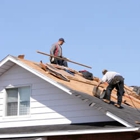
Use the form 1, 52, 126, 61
92, 86, 106, 99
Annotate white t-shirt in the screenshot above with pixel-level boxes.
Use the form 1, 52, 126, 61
101, 71, 121, 83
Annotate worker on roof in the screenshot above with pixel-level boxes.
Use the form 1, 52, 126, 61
50, 38, 68, 67
97, 69, 125, 108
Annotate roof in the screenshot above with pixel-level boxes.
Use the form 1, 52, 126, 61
70, 90, 140, 127
0, 55, 140, 138
15, 55, 140, 108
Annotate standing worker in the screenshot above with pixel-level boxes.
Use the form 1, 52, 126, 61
97, 69, 125, 108
50, 38, 68, 67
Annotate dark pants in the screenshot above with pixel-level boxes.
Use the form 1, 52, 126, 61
51, 58, 68, 67
105, 76, 124, 105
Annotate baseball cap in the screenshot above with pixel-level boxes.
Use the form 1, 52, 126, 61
59, 38, 65, 42
102, 69, 108, 74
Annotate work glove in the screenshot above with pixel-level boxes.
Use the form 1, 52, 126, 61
51, 57, 54, 62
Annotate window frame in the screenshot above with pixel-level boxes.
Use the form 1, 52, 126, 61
4, 85, 31, 118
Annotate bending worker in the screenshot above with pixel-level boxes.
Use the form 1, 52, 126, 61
97, 69, 125, 108
50, 38, 68, 67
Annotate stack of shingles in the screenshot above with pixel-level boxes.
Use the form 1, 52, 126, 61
39, 61, 140, 108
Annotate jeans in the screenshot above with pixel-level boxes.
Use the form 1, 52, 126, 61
105, 76, 124, 105
51, 58, 68, 67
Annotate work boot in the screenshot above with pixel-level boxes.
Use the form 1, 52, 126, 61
102, 99, 110, 104
114, 103, 121, 108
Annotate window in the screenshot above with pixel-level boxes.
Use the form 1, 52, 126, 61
6, 86, 30, 116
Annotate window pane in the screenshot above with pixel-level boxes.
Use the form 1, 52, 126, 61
19, 87, 30, 101
19, 87, 30, 115
19, 101, 30, 115
7, 89, 18, 102
6, 89, 18, 116
7, 102, 18, 116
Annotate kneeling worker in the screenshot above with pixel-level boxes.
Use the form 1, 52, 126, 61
50, 38, 68, 67
97, 69, 124, 108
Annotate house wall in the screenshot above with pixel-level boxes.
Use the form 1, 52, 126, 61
0, 64, 113, 128
48, 132, 140, 140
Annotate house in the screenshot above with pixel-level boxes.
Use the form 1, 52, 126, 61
0, 55, 140, 140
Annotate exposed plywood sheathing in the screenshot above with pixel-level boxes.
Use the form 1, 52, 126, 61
17, 57, 140, 109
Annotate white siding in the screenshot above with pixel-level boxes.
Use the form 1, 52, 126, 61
0, 64, 113, 128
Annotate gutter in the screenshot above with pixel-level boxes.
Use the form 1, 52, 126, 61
0, 127, 139, 139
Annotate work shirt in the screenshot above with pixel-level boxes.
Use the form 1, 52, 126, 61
101, 71, 121, 83
50, 43, 62, 57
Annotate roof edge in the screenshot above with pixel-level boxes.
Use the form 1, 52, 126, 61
0, 55, 13, 66
0, 55, 72, 95
106, 111, 133, 127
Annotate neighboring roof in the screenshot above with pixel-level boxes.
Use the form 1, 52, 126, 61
0, 55, 140, 133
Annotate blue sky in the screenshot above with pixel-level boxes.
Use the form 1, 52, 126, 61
0, 0, 140, 86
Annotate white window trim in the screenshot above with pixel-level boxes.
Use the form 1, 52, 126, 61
3, 84, 32, 119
